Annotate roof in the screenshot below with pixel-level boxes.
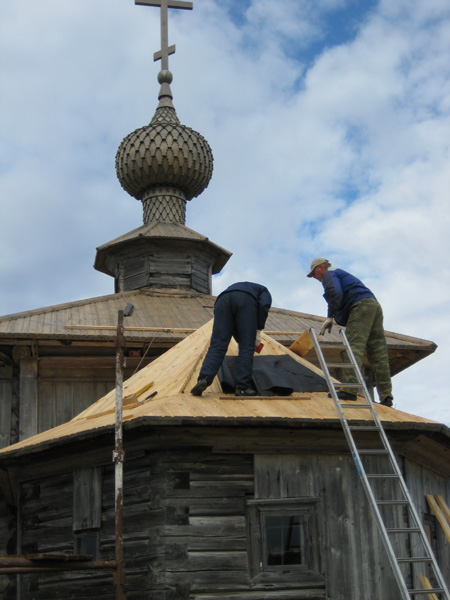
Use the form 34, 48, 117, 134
0, 321, 446, 462
95, 221, 228, 250
94, 221, 231, 275
0, 287, 436, 376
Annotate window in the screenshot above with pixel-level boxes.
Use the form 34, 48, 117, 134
247, 498, 322, 581
74, 530, 99, 559
263, 513, 305, 567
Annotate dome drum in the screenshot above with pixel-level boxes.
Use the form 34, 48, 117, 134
142, 187, 186, 224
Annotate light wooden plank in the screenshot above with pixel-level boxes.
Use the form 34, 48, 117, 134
289, 330, 314, 357
426, 495, 450, 543
435, 495, 450, 524
418, 574, 439, 600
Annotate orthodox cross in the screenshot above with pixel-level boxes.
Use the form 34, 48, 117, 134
135, 0, 193, 71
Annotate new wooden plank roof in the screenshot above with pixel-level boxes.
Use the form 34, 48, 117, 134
0, 322, 446, 461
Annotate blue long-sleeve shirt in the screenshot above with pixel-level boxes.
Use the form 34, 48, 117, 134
321, 269, 375, 326
218, 282, 272, 330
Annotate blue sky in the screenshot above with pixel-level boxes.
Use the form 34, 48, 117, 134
1, 0, 450, 423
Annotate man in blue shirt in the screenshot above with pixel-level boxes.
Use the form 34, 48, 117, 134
191, 282, 272, 397
307, 258, 393, 407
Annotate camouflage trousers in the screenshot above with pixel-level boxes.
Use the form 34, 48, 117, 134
340, 297, 392, 401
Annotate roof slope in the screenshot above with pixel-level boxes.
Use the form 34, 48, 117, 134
0, 287, 436, 375
0, 321, 444, 460
94, 221, 232, 275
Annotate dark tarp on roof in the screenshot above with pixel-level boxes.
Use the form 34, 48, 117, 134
220, 355, 329, 396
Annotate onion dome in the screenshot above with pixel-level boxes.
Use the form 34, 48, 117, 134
115, 70, 213, 225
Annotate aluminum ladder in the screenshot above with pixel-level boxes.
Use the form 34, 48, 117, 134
309, 326, 450, 600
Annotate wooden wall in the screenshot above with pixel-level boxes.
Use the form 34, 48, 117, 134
0, 366, 13, 449
117, 248, 213, 294
13, 358, 116, 441
0, 366, 15, 599
9, 430, 450, 600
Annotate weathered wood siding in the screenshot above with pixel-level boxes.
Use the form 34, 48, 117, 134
191, 254, 212, 294
0, 366, 13, 449
12, 435, 450, 600
112, 247, 214, 294
404, 459, 450, 587
17, 449, 254, 600
0, 366, 15, 599
255, 453, 398, 599
38, 379, 114, 433
19, 358, 38, 441
2, 358, 116, 444
116, 249, 213, 294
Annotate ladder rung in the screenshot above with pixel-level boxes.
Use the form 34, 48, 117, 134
349, 426, 379, 431
366, 474, 399, 479
397, 557, 433, 563
377, 499, 408, 505
408, 588, 445, 595
318, 344, 346, 350
387, 527, 421, 533
341, 403, 371, 408
327, 362, 354, 368
358, 449, 389, 454
332, 382, 362, 388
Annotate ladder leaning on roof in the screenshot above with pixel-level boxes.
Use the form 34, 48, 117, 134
309, 326, 450, 600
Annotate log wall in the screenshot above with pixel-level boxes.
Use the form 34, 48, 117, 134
9, 431, 450, 600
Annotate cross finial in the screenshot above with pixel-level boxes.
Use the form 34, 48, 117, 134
135, 0, 193, 71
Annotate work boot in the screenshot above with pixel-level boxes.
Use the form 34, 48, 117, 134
235, 388, 257, 397
190, 377, 208, 396
328, 391, 357, 401
380, 395, 393, 407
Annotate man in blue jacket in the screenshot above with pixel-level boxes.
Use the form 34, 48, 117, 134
307, 258, 393, 407
191, 282, 272, 397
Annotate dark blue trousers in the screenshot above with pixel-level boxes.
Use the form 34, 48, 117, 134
200, 291, 257, 390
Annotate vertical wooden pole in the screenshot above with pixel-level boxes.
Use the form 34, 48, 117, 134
114, 310, 126, 600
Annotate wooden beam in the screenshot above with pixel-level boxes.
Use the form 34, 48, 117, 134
426, 495, 450, 543
65, 324, 312, 336
418, 574, 439, 600
65, 325, 197, 333
435, 495, 450, 526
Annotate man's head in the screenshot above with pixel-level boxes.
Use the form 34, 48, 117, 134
307, 258, 330, 280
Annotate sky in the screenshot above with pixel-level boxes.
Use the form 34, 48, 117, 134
1, 0, 450, 423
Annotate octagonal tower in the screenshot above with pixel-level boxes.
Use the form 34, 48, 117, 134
95, 3, 230, 294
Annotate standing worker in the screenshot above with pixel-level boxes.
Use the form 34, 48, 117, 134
307, 258, 393, 407
191, 282, 272, 397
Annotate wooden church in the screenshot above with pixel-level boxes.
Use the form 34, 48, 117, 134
0, 2, 449, 599
0, 323, 450, 599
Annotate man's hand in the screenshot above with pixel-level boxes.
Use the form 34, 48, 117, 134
320, 318, 333, 336
255, 330, 262, 347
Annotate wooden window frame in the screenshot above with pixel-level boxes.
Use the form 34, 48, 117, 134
246, 497, 323, 583
74, 529, 100, 560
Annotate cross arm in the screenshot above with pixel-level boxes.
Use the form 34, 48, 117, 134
154, 45, 175, 61
135, 1, 193, 9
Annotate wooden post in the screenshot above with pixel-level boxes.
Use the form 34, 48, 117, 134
0, 366, 13, 449
113, 310, 126, 600
18, 356, 38, 441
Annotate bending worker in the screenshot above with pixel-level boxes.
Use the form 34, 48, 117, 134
191, 281, 272, 397
307, 258, 393, 407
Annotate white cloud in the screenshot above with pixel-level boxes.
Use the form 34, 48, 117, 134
1, 0, 450, 423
